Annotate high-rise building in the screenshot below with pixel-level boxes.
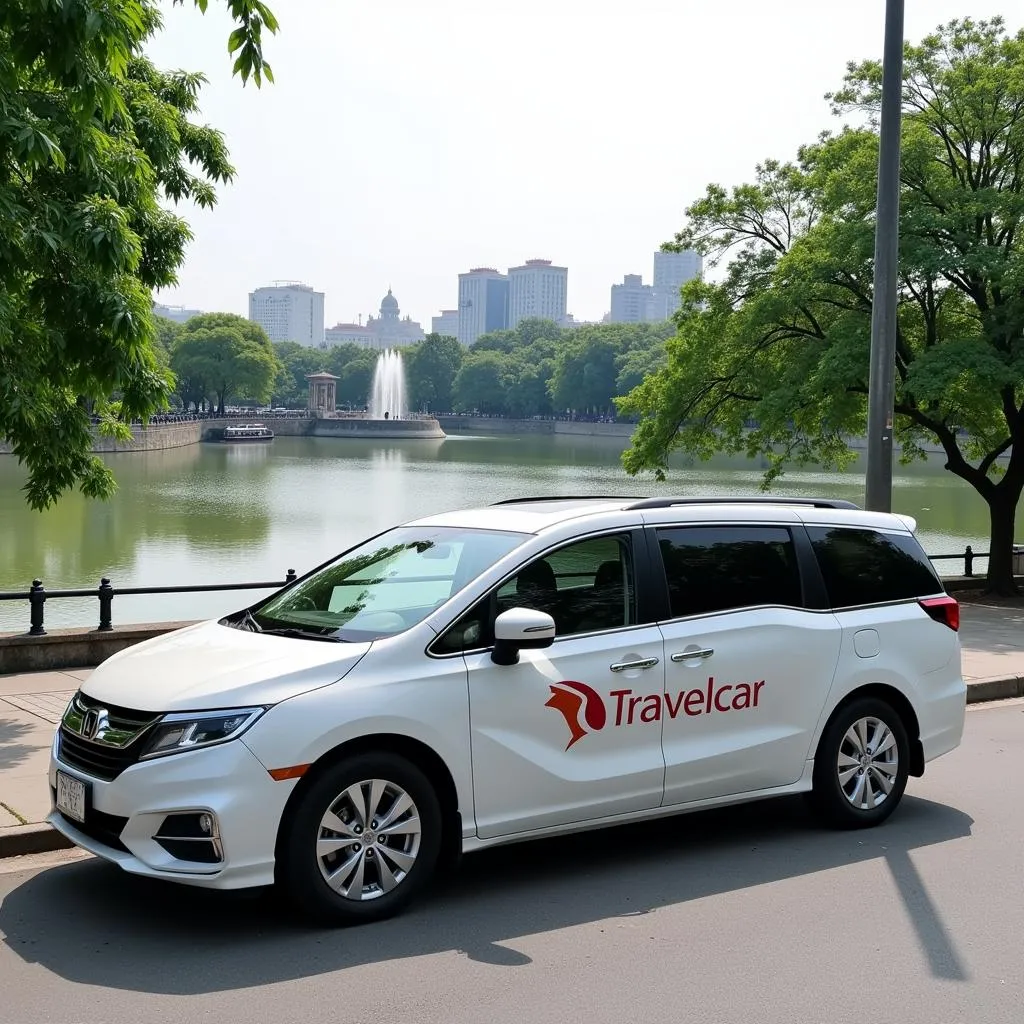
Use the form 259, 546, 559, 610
431, 310, 459, 338
652, 250, 702, 320
457, 268, 509, 346
610, 274, 656, 324
248, 282, 325, 346
507, 259, 568, 328
152, 302, 202, 324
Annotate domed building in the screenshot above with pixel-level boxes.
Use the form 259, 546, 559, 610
325, 288, 425, 350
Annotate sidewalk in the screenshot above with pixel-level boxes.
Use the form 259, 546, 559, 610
0, 667, 91, 855
1, 607, 1023, 855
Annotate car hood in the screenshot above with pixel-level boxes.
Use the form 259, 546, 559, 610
81, 620, 371, 713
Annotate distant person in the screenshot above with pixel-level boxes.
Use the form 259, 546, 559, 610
384, 411, 389, 420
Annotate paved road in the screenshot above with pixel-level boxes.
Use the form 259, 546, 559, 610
0, 701, 1021, 1024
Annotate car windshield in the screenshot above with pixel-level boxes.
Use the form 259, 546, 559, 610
250, 526, 527, 640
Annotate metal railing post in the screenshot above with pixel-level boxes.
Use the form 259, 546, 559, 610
28, 579, 46, 636
965, 545, 974, 578
285, 568, 297, 583
98, 578, 114, 631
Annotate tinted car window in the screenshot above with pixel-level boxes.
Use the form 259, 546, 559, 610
433, 534, 637, 653
496, 534, 636, 636
656, 526, 803, 619
806, 526, 941, 608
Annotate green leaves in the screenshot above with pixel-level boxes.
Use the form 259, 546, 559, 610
405, 334, 465, 412
0, 0, 277, 508
171, 314, 278, 413
453, 352, 507, 415
623, 16, 1024, 495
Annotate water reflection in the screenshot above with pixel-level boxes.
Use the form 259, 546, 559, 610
1, 433, 993, 630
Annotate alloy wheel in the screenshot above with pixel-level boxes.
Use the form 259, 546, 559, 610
836, 716, 899, 810
316, 778, 422, 901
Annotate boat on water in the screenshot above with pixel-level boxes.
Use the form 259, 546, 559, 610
219, 423, 274, 443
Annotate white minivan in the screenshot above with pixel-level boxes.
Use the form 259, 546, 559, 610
50, 496, 967, 924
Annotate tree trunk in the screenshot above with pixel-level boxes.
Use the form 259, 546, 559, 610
985, 489, 1022, 595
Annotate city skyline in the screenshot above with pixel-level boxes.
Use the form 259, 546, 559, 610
166, 246, 701, 344
144, 2, 976, 328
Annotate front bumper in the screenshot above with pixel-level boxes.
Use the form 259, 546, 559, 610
48, 732, 295, 890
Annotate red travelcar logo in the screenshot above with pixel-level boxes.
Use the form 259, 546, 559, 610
546, 677, 765, 750
545, 680, 608, 749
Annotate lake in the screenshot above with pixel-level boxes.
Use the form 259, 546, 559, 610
0, 433, 993, 631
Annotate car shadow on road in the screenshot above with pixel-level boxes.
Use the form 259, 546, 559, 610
0, 794, 973, 994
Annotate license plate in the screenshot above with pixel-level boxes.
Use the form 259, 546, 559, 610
56, 771, 86, 824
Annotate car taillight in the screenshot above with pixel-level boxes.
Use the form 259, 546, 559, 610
919, 595, 960, 632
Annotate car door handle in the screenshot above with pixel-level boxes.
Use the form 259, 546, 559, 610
610, 657, 660, 673
671, 648, 714, 662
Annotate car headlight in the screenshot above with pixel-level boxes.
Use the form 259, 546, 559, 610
140, 707, 266, 760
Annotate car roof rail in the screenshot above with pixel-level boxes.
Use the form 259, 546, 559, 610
491, 495, 646, 506
625, 496, 861, 511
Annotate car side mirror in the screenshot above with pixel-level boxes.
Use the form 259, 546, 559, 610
491, 608, 556, 666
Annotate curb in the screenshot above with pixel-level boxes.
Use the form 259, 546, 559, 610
0, 677, 1020, 861
0, 822, 73, 859
965, 675, 1024, 704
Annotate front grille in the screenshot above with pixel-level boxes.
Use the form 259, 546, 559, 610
57, 693, 161, 782
57, 731, 144, 781
53, 791, 130, 853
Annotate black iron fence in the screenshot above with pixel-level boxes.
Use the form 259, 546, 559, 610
928, 545, 986, 578
0, 546, 991, 638
0, 571, 297, 637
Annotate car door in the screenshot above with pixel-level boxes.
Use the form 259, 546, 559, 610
452, 530, 666, 839
651, 523, 843, 806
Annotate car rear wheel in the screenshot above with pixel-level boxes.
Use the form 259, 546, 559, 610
811, 696, 910, 829
277, 752, 442, 925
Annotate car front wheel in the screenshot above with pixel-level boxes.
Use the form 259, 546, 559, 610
277, 752, 442, 925
811, 696, 910, 829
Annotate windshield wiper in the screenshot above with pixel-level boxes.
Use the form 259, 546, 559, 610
258, 626, 342, 643
240, 609, 263, 633
222, 609, 262, 633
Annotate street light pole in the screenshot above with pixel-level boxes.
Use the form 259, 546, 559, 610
864, 0, 905, 513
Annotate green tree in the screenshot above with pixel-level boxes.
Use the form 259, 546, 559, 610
152, 315, 182, 370
326, 343, 369, 379
172, 314, 277, 413
620, 17, 1024, 593
0, 0, 276, 509
550, 331, 621, 415
407, 334, 465, 412
473, 318, 564, 354
272, 342, 327, 407
453, 352, 508, 414
614, 323, 674, 397
336, 352, 378, 409
503, 354, 555, 418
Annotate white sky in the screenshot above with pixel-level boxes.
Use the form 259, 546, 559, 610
148, 0, 1012, 327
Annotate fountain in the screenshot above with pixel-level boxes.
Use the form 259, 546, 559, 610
369, 349, 407, 420
301, 348, 444, 440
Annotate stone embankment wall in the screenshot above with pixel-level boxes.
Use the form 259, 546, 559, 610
0, 420, 204, 455
436, 417, 965, 453
311, 418, 445, 440
2, 415, 975, 454
437, 417, 633, 437
200, 417, 314, 440
0, 417, 319, 455
2, 416, 449, 455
